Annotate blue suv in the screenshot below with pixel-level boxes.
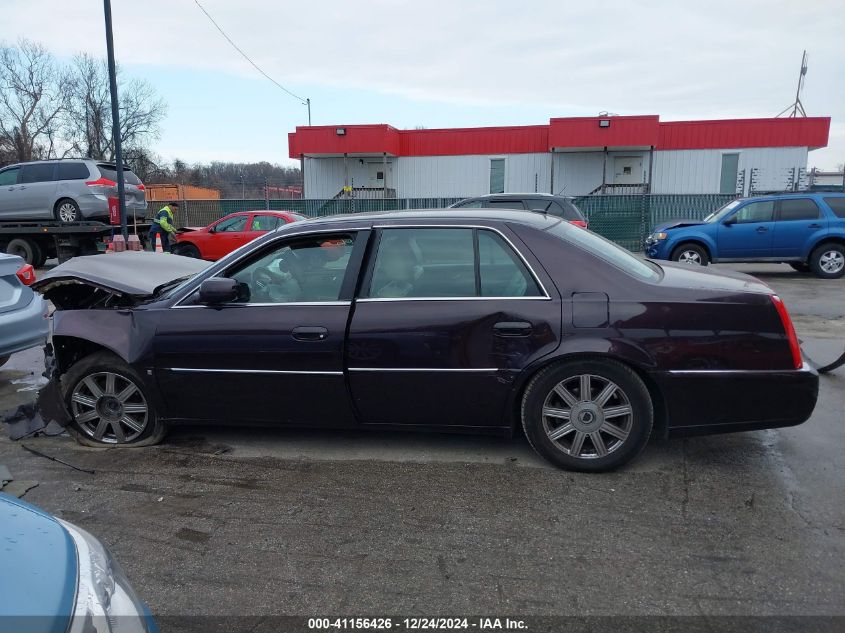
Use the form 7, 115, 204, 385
645, 193, 845, 279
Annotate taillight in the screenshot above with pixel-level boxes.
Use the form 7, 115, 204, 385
136, 183, 145, 191
16, 264, 36, 286
85, 177, 117, 188
569, 220, 588, 228
771, 295, 802, 369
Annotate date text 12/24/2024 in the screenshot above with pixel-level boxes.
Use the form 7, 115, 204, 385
307, 618, 528, 630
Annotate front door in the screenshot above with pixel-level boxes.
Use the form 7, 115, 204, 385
18, 163, 58, 219
0, 167, 21, 216
717, 199, 775, 258
205, 213, 251, 260
613, 156, 643, 185
347, 225, 561, 429
154, 230, 365, 425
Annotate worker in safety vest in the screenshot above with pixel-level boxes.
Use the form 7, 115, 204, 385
149, 201, 179, 251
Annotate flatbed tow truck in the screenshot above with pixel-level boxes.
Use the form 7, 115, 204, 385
0, 219, 152, 265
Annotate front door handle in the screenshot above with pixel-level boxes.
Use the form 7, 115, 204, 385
292, 326, 328, 341
494, 321, 533, 337
756, 226, 768, 233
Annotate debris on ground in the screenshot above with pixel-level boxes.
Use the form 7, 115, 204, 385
20, 444, 95, 475
1, 401, 66, 441
0, 463, 39, 499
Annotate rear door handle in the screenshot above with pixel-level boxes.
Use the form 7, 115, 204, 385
808, 223, 822, 229
494, 321, 533, 337
756, 226, 768, 233
292, 326, 328, 341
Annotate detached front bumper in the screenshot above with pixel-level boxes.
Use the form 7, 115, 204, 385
651, 363, 819, 437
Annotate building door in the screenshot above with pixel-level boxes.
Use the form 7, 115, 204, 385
613, 156, 643, 185
720, 153, 740, 194
367, 162, 386, 189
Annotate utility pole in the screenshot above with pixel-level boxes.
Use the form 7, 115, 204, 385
103, 0, 127, 239
306, 98, 311, 125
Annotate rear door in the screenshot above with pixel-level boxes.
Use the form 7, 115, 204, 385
717, 199, 775, 258
154, 230, 366, 425
17, 163, 58, 219
772, 198, 826, 258
346, 223, 561, 429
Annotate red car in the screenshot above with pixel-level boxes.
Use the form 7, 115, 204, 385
173, 210, 307, 260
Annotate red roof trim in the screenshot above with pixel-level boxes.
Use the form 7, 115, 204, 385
289, 116, 831, 158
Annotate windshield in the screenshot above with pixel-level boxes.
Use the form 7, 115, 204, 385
546, 221, 661, 282
703, 199, 742, 223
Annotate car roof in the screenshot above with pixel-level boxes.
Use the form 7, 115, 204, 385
737, 192, 845, 201
468, 193, 572, 200
298, 208, 562, 229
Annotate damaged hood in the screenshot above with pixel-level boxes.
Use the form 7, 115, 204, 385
32, 252, 210, 309
652, 219, 705, 233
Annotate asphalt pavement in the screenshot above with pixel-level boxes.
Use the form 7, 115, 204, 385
0, 262, 843, 627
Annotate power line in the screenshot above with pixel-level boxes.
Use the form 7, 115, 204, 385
192, 0, 307, 106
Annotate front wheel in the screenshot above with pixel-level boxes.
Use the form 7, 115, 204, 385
671, 243, 709, 266
62, 351, 167, 447
809, 243, 845, 279
174, 242, 201, 258
521, 358, 653, 472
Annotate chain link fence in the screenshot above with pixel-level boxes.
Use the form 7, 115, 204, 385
156, 194, 738, 251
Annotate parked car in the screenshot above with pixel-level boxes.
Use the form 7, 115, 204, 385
645, 193, 845, 279
0, 159, 147, 223
0, 492, 158, 633
449, 193, 588, 227
173, 210, 307, 260
33, 209, 817, 472
0, 253, 48, 367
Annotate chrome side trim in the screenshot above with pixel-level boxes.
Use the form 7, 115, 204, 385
356, 296, 546, 303
348, 367, 499, 373
370, 223, 551, 300
172, 301, 351, 309
167, 367, 343, 376
666, 363, 811, 375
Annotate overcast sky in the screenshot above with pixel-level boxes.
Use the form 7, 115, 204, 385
3, 0, 843, 169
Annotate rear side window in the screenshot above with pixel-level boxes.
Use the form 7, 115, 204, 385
550, 200, 583, 221
97, 164, 141, 185
0, 167, 19, 186
734, 200, 774, 224
477, 230, 542, 297
20, 163, 56, 183
250, 214, 284, 231
453, 200, 483, 209
487, 200, 525, 210
57, 162, 90, 180
823, 197, 845, 219
778, 199, 820, 221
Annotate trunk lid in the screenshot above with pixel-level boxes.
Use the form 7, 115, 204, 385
655, 261, 773, 295
0, 254, 31, 316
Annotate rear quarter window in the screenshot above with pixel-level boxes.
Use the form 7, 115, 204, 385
823, 197, 845, 219
97, 164, 141, 185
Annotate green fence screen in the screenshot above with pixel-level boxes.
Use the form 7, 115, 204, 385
164, 194, 738, 252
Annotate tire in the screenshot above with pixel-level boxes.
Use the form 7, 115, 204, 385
789, 262, 811, 273
671, 243, 709, 266
809, 242, 845, 279
521, 358, 653, 472
54, 198, 81, 223
174, 242, 201, 258
34, 244, 48, 268
0, 355, 9, 368
61, 351, 167, 447
6, 238, 41, 266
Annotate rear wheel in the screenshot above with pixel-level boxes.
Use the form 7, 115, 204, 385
6, 238, 41, 266
521, 358, 653, 472
62, 352, 167, 447
174, 242, 201, 258
54, 198, 81, 223
671, 243, 709, 266
789, 262, 811, 273
809, 243, 845, 279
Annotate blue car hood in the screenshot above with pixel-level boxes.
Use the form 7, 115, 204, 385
0, 493, 77, 633
652, 219, 705, 233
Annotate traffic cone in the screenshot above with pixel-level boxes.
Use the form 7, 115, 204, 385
155, 234, 164, 253
105, 239, 114, 254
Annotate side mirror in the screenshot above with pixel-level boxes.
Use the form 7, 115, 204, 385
722, 216, 737, 226
198, 278, 239, 304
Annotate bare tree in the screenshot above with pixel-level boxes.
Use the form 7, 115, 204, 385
0, 39, 70, 164
65, 52, 166, 162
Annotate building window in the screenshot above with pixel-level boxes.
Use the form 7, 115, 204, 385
489, 158, 505, 194
720, 153, 739, 194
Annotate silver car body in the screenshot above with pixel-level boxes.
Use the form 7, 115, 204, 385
0, 253, 49, 362
0, 159, 147, 222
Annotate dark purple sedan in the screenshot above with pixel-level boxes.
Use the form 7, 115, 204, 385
33, 209, 818, 471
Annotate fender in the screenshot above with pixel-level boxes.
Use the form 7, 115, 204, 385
664, 230, 717, 260
51, 309, 151, 370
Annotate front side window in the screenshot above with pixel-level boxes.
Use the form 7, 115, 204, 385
20, 163, 55, 183
778, 198, 820, 221
227, 233, 355, 304
0, 167, 19, 186
366, 227, 542, 299
215, 216, 248, 232
733, 200, 774, 224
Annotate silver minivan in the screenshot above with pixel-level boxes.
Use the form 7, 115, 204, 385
0, 159, 147, 223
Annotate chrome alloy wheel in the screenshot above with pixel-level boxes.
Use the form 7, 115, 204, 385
542, 374, 633, 459
677, 250, 702, 265
819, 250, 845, 274
70, 372, 149, 444
58, 202, 79, 222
